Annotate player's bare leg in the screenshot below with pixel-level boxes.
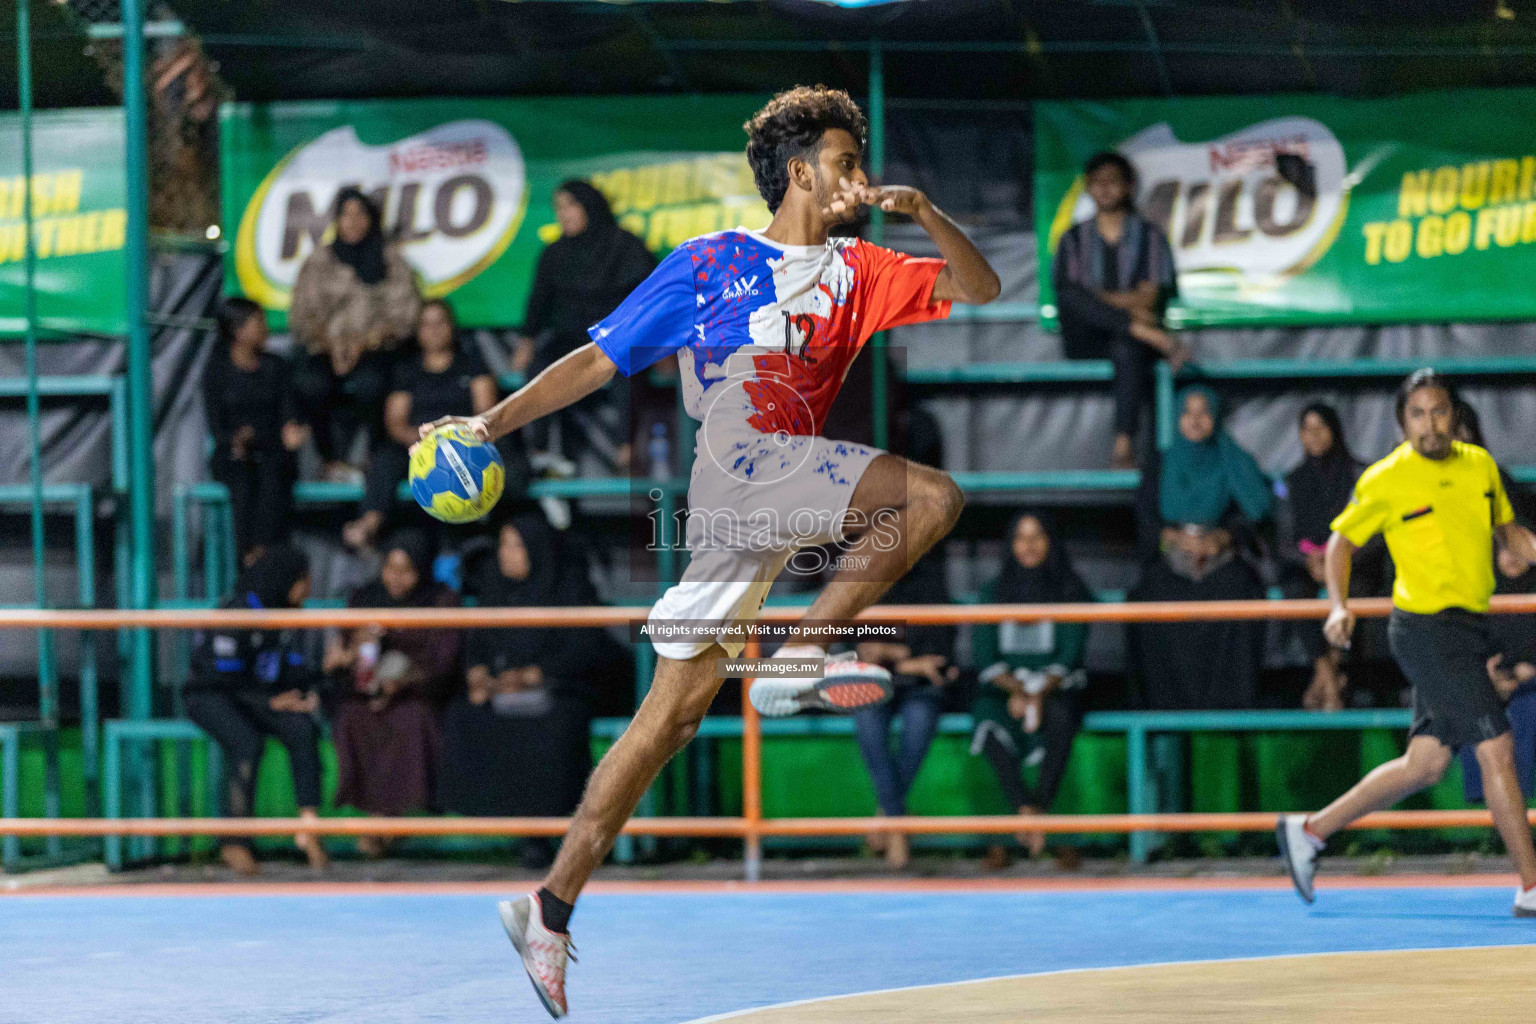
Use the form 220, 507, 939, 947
1474, 733, 1536, 888
1306, 735, 1452, 840
502, 646, 724, 1016
803, 454, 964, 624
1279, 734, 1451, 903
750, 456, 963, 716
545, 647, 725, 901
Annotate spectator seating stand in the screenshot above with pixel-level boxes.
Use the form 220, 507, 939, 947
98, 707, 1414, 870
0, 481, 100, 870
0, 365, 128, 871
1155, 354, 1536, 456
133, 336, 1536, 873
188, 349, 1536, 595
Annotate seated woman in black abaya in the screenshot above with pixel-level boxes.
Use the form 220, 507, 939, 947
1273, 402, 1389, 710
439, 511, 629, 869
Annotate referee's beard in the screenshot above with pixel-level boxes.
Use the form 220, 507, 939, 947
1409, 429, 1453, 460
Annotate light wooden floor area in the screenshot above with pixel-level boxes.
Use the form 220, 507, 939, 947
720, 945, 1536, 1023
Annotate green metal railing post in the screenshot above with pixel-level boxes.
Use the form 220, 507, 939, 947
123, 0, 154, 718
18, 0, 63, 860
1126, 724, 1150, 863
122, 0, 156, 846
18, 0, 41, 622
867, 41, 889, 450
75, 487, 98, 810
1155, 360, 1175, 452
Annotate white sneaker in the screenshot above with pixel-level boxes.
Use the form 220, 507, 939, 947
1276, 814, 1320, 905
499, 895, 576, 1018
747, 645, 893, 717
1514, 885, 1536, 918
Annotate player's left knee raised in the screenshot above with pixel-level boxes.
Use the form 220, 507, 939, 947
913, 469, 965, 527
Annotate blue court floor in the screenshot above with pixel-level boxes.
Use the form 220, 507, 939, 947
2, 882, 1534, 1023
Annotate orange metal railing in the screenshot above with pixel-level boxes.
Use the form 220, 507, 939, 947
4, 597, 1535, 872
20, 594, 1536, 631
1, 809, 1529, 839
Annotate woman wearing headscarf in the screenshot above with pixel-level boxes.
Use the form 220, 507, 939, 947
184, 545, 327, 875
514, 180, 656, 466
849, 550, 959, 870
1053, 151, 1187, 469
324, 530, 459, 855
202, 296, 307, 565
1128, 386, 1270, 708
1274, 403, 1377, 710
341, 299, 528, 551
970, 513, 1093, 862
290, 187, 422, 480
1145, 385, 1273, 537
439, 511, 629, 868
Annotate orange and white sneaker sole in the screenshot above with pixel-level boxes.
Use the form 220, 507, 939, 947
748, 662, 894, 717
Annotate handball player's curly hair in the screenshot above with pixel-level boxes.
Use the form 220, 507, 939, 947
744, 86, 868, 213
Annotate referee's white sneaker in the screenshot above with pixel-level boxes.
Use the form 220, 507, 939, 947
747, 645, 893, 717
1276, 813, 1320, 905
1514, 885, 1536, 918
499, 895, 576, 1018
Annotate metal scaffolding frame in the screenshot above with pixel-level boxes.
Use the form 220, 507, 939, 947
5, 0, 152, 857
10, 2, 1536, 864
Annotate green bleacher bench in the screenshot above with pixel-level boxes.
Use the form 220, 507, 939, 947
949, 469, 1138, 493
0, 721, 49, 871
95, 709, 1413, 870
1177, 354, 1536, 381
489, 303, 1040, 396
179, 467, 1141, 604
289, 476, 689, 505
594, 708, 1419, 864
102, 718, 222, 871
943, 301, 1040, 324
905, 360, 1113, 386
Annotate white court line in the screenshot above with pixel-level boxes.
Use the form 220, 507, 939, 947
682, 941, 1536, 1023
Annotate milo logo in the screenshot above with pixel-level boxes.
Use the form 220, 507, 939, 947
1050, 116, 1348, 285
235, 120, 527, 309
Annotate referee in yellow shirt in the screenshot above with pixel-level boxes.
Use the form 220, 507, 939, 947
1277, 369, 1536, 915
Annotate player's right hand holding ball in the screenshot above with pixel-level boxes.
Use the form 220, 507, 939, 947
1324, 605, 1356, 650
410, 414, 491, 458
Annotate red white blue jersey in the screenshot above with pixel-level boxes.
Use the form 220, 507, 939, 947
590, 229, 949, 438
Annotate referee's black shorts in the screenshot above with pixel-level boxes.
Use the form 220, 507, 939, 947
1389, 607, 1511, 750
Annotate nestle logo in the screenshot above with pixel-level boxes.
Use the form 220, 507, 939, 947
1206, 136, 1310, 174
387, 139, 488, 174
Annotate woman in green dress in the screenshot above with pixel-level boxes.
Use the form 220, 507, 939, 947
971, 512, 1093, 859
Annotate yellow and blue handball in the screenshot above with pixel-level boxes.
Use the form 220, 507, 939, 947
409, 424, 504, 524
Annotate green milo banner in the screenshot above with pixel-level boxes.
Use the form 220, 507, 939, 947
0, 108, 127, 336
221, 95, 771, 329
1036, 87, 1536, 327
